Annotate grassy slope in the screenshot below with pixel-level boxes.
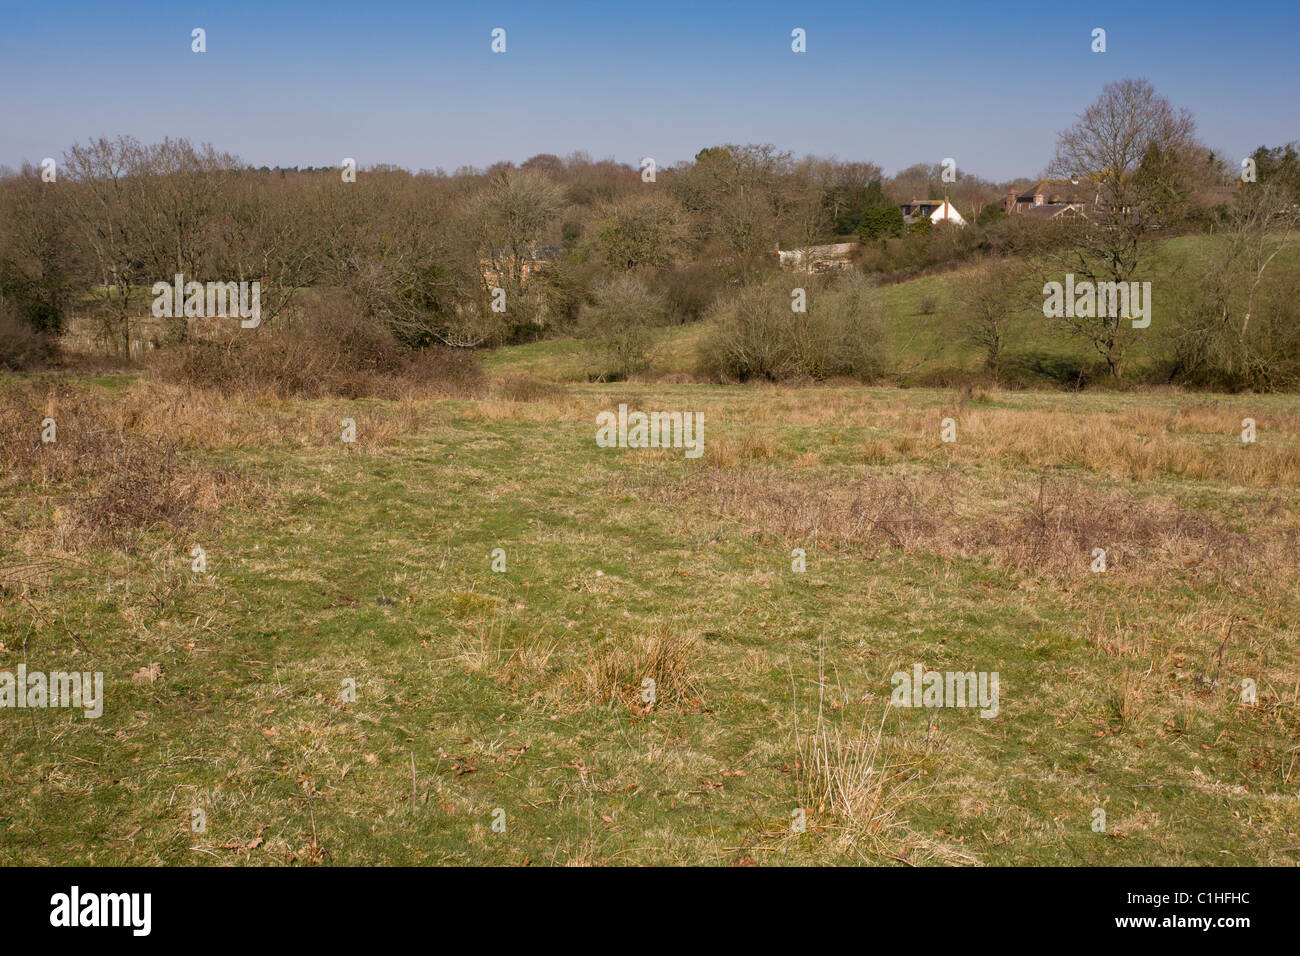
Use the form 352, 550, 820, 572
487, 235, 1300, 385
2, 374, 1298, 865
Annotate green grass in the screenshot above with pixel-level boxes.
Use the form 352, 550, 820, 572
3, 374, 1298, 865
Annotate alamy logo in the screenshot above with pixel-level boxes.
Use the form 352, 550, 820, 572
50, 886, 151, 936
151, 273, 261, 328
0, 665, 103, 718
890, 664, 999, 718
1042, 274, 1151, 328
595, 404, 704, 459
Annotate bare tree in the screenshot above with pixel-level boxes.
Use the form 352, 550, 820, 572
590, 193, 686, 271
1045, 78, 1200, 377
671, 144, 794, 267
61, 137, 153, 355
781, 158, 834, 256
467, 169, 565, 309
132, 139, 241, 341
211, 167, 323, 331
956, 259, 1029, 375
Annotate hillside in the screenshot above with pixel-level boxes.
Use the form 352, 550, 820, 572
486, 235, 1300, 387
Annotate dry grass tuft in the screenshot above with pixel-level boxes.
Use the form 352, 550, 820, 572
492, 374, 570, 404
797, 703, 905, 839
705, 432, 781, 468
571, 628, 702, 712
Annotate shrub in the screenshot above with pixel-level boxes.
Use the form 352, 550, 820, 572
576, 275, 666, 381
656, 262, 723, 324
0, 261, 65, 336
152, 296, 485, 399
1168, 243, 1300, 391
0, 382, 245, 551
0, 297, 57, 370
698, 272, 889, 382
536, 254, 597, 333
697, 282, 795, 381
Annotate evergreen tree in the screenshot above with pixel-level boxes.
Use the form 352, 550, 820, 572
858, 181, 905, 240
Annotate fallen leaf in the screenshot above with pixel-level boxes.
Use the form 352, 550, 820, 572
132, 663, 162, 684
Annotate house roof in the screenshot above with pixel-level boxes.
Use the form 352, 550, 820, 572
1017, 178, 1097, 204
1022, 203, 1085, 219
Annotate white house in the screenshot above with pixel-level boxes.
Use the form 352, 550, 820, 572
899, 197, 966, 227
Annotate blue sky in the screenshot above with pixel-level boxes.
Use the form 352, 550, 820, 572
1, 0, 1296, 180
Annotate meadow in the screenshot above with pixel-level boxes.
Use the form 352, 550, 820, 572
2, 364, 1298, 865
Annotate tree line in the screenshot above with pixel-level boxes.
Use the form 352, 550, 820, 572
1, 78, 1297, 389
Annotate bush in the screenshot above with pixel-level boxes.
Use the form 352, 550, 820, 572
0, 298, 57, 370
698, 271, 890, 382
859, 203, 905, 241
0, 262, 65, 336
152, 296, 485, 399
855, 218, 998, 280
656, 262, 724, 324
536, 254, 597, 333
0, 382, 245, 551
856, 181, 905, 241
576, 275, 667, 381
1169, 264, 1300, 391
1164, 203, 1300, 392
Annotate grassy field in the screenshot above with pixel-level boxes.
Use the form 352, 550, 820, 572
2, 365, 1299, 866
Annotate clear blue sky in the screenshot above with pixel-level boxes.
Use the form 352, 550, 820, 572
1, 0, 1296, 180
